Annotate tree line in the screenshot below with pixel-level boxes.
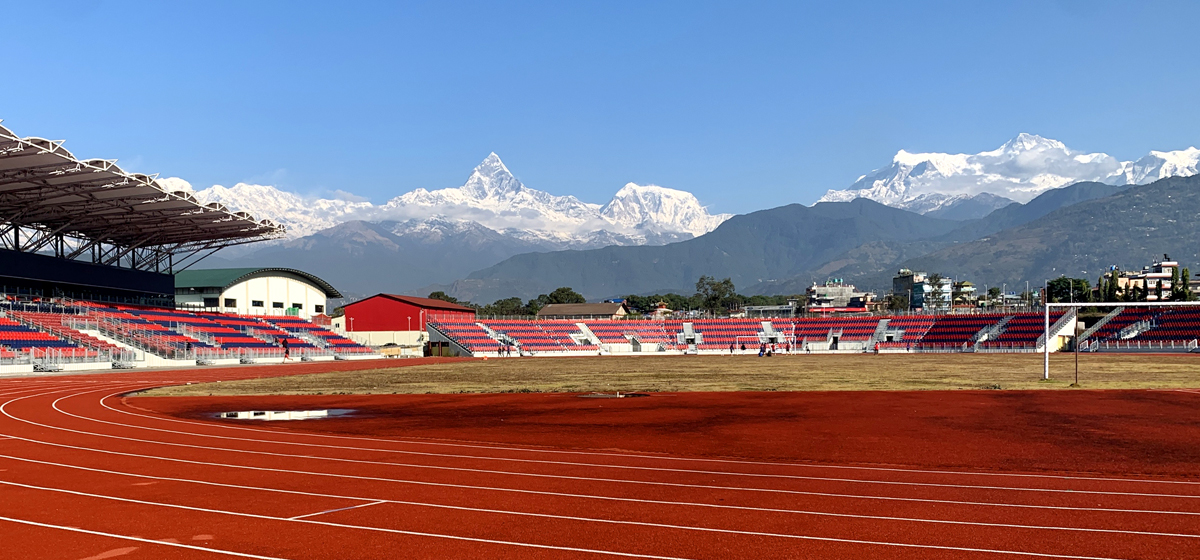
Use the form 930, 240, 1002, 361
428, 276, 799, 317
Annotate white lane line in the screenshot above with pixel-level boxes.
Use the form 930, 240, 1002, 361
0, 479, 694, 560
10, 431, 1199, 522
0, 515, 288, 559
0, 478, 1144, 560
91, 391, 1200, 494
110, 389, 1200, 487
289, 500, 387, 520
12, 389, 1200, 524
3, 452, 1198, 540
39, 391, 1200, 501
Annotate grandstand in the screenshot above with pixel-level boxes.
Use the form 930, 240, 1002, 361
0, 122, 379, 374
426, 309, 1124, 357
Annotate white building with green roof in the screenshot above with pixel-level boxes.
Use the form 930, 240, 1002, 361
174, 268, 341, 319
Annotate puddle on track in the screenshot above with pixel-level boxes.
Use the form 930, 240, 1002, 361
212, 408, 357, 421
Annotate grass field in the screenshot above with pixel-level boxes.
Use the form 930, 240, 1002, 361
138, 353, 1200, 397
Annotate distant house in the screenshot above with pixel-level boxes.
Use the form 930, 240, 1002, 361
806, 279, 875, 312
892, 269, 953, 311
537, 302, 628, 320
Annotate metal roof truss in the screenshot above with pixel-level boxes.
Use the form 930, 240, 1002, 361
0, 122, 285, 274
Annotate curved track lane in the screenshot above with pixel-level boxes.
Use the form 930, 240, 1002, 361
2, 365, 1200, 559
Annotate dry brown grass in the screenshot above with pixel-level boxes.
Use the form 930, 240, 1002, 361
138, 353, 1200, 397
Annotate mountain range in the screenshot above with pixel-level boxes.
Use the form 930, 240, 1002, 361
182, 133, 1200, 303
168, 153, 730, 245
818, 133, 1200, 218
455, 175, 1199, 302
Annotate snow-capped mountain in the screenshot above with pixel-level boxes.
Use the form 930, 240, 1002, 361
601, 183, 730, 237
176, 153, 730, 246
190, 182, 370, 238
818, 133, 1200, 214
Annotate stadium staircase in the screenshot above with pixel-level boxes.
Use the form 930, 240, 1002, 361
575, 323, 603, 347
1036, 308, 1078, 352
971, 315, 1013, 351
1118, 318, 1153, 340
759, 321, 778, 344
1079, 308, 1123, 344
868, 319, 891, 347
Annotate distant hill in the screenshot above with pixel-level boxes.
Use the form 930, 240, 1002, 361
903, 175, 1200, 285
459, 199, 961, 301
456, 176, 1200, 301
936, 181, 1130, 243
922, 192, 1015, 221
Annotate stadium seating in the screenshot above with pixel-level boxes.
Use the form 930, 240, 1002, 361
1131, 309, 1200, 343
0, 315, 92, 359
978, 312, 1065, 349
584, 320, 680, 349
431, 321, 500, 353
915, 314, 1006, 349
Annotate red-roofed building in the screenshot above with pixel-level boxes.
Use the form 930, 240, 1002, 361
334, 294, 476, 348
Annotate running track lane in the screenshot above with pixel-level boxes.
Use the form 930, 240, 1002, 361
1, 368, 1200, 558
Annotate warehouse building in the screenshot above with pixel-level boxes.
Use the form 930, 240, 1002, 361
174, 267, 340, 320
334, 294, 476, 347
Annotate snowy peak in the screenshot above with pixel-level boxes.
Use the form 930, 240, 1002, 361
818, 134, 1199, 216
993, 133, 1067, 155
460, 152, 523, 200
1124, 147, 1200, 184
192, 182, 369, 238
178, 152, 729, 248
601, 183, 731, 237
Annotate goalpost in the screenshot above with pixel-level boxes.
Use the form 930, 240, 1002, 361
1042, 300, 1200, 380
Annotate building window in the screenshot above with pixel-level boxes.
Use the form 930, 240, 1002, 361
314, 305, 324, 313
291, 303, 303, 310
272, 302, 284, 309
203, 298, 219, 308
252, 300, 264, 308
224, 298, 237, 308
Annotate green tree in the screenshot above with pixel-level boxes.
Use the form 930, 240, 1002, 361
987, 286, 1002, 303
427, 291, 460, 304
924, 273, 947, 312
887, 293, 909, 311
695, 276, 736, 315
1047, 277, 1091, 303
1182, 267, 1196, 301
545, 287, 586, 305
479, 297, 528, 316
1105, 269, 1121, 302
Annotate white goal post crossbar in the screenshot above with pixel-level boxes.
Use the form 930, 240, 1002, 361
1042, 300, 1200, 380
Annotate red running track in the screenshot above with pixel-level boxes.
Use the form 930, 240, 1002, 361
2, 360, 1200, 559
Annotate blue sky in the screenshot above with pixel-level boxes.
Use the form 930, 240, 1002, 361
3, 0, 1199, 214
